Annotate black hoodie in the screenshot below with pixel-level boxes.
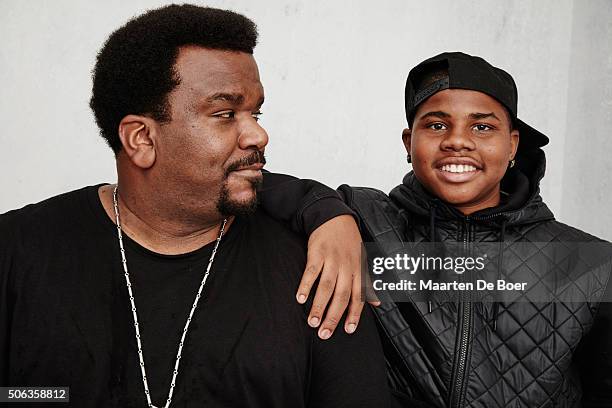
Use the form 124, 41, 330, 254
260, 148, 612, 407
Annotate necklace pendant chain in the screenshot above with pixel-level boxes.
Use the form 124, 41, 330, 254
112, 186, 227, 408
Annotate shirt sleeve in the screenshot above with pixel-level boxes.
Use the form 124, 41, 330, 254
307, 305, 391, 408
258, 171, 355, 236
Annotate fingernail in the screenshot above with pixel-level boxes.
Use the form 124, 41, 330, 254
319, 329, 331, 339
309, 317, 320, 327
297, 294, 306, 304
346, 323, 357, 334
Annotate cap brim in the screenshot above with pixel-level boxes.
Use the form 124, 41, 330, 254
516, 119, 549, 150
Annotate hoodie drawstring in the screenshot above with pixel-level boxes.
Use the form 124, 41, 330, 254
491, 218, 508, 332
429, 204, 437, 242
427, 205, 438, 314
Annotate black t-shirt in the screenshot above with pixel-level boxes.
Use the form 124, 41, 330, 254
0, 185, 390, 407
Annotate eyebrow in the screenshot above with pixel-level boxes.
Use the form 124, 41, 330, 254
419, 111, 451, 120
419, 111, 501, 121
205, 93, 265, 108
206, 92, 245, 105
469, 112, 500, 121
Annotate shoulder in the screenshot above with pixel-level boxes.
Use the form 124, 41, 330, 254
238, 209, 306, 262
531, 220, 612, 295
0, 185, 101, 251
1, 186, 99, 228
338, 184, 390, 204
235, 209, 307, 296
533, 219, 609, 243
338, 185, 398, 218
242, 209, 305, 242
338, 185, 407, 241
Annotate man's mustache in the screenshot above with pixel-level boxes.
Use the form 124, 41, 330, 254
225, 150, 266, 175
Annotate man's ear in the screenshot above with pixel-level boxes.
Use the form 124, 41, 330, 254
402, 128, 412, 154
117, 115, 157, 169
510, 129, 519, 161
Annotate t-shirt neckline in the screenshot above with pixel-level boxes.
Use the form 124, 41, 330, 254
84, 183, 242, 261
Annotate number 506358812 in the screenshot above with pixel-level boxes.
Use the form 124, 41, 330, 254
1, 387, 68, 402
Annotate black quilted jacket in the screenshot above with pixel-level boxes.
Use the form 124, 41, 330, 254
334, 149, 612, 408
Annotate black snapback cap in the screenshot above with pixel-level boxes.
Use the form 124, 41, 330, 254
405, 52, 549, 150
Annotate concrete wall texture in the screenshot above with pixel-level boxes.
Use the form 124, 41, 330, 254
1, 0, 611, 240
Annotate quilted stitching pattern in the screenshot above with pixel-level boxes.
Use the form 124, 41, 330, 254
351, 186, 612, 408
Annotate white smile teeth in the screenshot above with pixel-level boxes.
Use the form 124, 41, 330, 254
441, 164, 477, 173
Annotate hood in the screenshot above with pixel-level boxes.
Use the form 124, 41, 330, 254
389, 148, 554, 227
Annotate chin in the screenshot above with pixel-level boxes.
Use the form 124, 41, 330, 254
442, 196, 477, 207
434, 186, 479, 207
216, 185, 259, 217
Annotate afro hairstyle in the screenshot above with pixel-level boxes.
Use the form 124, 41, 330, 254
89, 4, 258, 153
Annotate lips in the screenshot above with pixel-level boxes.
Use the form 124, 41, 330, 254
440, 164, 477, 173
233, 162, 264, 172
225, 151, 266, 178
434, 157, 482, 183
229, 162, 265, 180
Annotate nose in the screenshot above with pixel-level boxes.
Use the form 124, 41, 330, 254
238, 117, 269, 151
440, 126, 475, 152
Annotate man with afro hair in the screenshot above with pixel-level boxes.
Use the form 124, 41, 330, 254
0, 5, 390, 407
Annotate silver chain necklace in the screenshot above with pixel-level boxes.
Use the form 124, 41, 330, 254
112, 186, 227, 408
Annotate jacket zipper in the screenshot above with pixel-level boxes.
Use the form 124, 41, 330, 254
450, 213, 502, 407
450, 218, 474, 408
452, 302, 472, 408
468, 212, 503, 222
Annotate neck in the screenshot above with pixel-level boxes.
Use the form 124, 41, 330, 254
454, 187, 501, 216
99, 184, 232, 255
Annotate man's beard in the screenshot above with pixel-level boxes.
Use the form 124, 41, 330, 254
216, 150, 265, 217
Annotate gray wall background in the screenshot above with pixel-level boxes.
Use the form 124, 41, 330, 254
1, 0, 611, 240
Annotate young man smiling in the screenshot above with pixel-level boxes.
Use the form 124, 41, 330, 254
262, 52, 612, 407
404, 89, 519, 213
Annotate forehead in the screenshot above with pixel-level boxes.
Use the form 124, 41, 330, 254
417, 89, 506, 116
173, 46, 263, 98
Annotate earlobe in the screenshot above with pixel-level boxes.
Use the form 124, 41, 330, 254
510, 129, 520, 160
402, 128, 412, 154
118, 115, 156, 169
